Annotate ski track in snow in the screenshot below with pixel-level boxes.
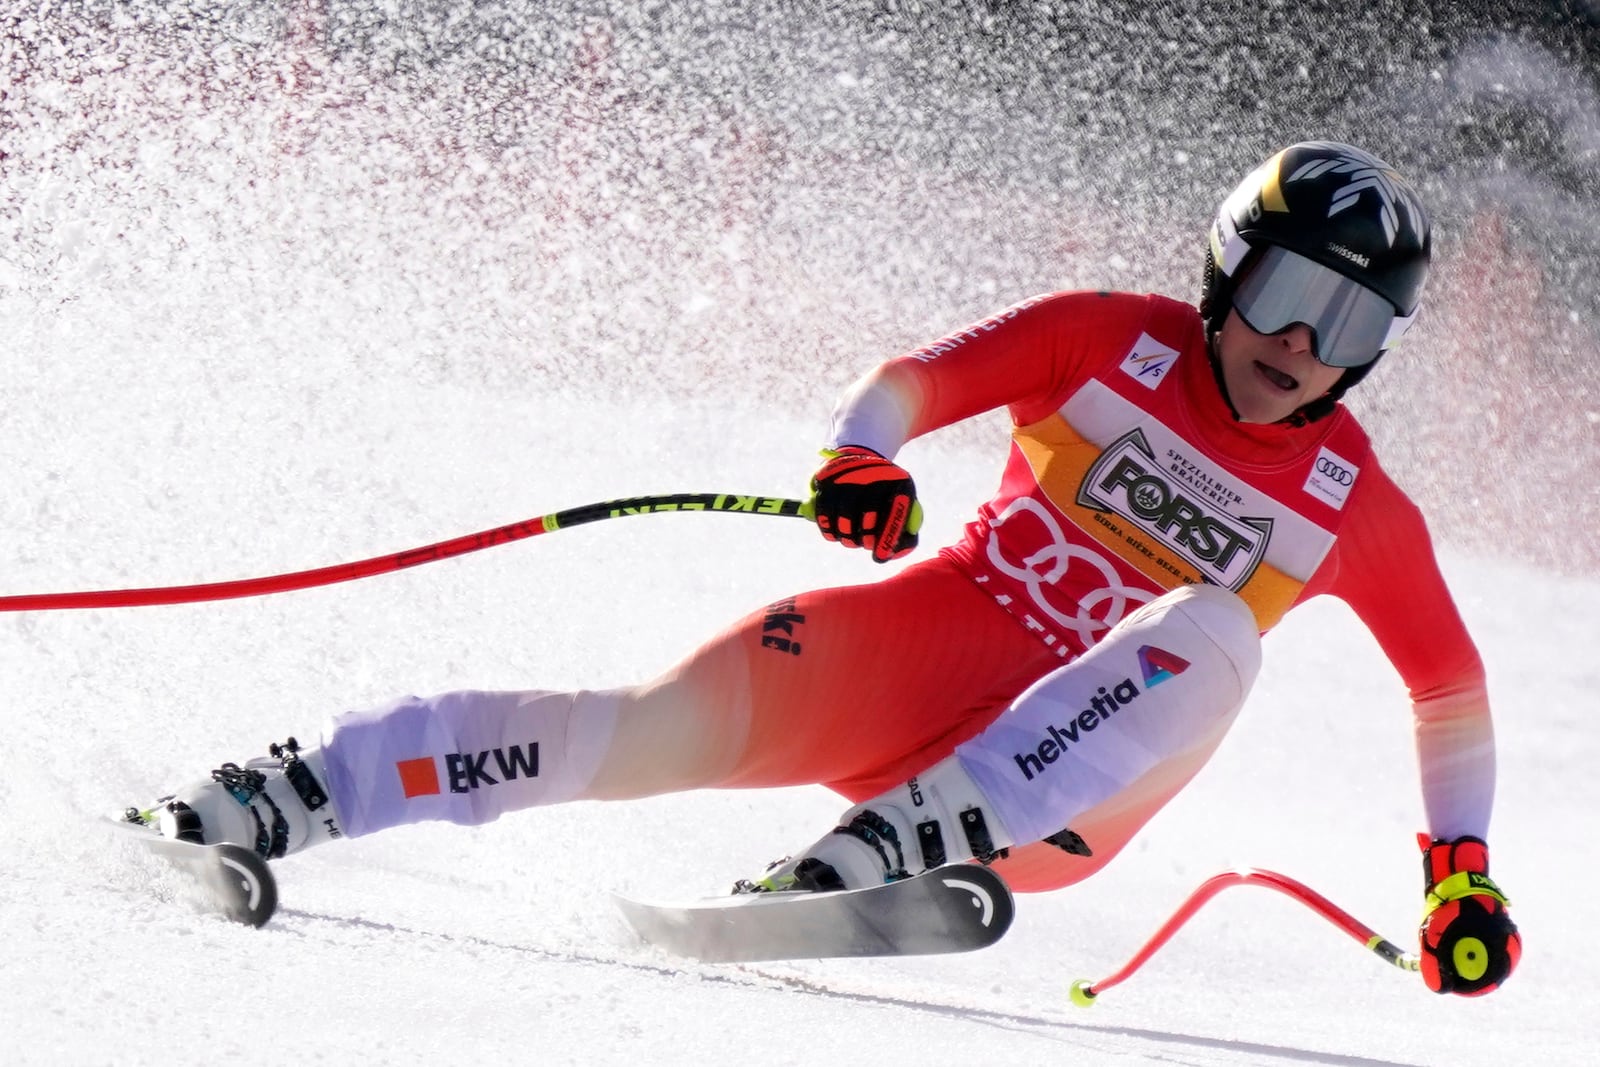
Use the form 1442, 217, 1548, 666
279, 909, 1427, 1067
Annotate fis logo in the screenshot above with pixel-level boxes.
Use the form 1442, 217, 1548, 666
1079, 429, 1271, 590
395, 742, 540, 798
1118, 333, 1179, 390
1013, 646, 1189, 782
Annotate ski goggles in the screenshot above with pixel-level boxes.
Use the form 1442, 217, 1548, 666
1232, 245, 1411, 368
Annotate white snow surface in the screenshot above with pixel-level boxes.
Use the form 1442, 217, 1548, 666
4, 7, 1598, 1065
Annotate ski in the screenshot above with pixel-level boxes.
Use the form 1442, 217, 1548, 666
615, 864, 1014, 963
106, 815, 278, 927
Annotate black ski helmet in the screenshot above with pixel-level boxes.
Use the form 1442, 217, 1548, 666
1199, 142, 1432, 420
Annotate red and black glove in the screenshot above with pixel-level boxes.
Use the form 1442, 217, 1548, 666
1418, 834, 1521, 996
807, 446, 923, 563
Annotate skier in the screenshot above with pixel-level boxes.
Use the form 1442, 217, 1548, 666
142, 141, 1518, 997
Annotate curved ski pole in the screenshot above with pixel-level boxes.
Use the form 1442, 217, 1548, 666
1069, 867, 1420, 1006
1, 492, 810, 612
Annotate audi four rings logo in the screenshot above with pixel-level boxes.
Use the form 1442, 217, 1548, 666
1315, 457, 1354, 485
1304, 446, 1361, 510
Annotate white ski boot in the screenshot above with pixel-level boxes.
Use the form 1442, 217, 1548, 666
738, 753, 1025, 893
154, 738, 345, 859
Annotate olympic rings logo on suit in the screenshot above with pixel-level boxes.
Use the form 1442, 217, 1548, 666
983, 496, 1154, 643
1315, 457, 1354, 485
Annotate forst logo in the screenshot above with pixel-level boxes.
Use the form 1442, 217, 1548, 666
1078, 429, 1271, 591
395, 742, 540, 798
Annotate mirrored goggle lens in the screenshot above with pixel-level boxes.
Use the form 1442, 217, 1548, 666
1233, 245, 1398, 368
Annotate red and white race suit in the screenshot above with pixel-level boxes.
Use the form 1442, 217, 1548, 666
320, 291, 1493, 893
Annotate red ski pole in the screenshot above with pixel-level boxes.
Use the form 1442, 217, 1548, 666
1069, 868, 1419, 1006
0, 492, 810, 612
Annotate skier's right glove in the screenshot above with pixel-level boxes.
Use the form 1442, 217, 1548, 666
1417, 834, 1521, 996
805, 446, 923, 563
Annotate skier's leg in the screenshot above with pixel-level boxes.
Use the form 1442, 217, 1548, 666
321, 554, 1059, 823
653, 555, 1064, 795
155, 557, 1057, 855
761, 584, 1262, 890
989, 744, 1229, 893
146, 687, 629, 853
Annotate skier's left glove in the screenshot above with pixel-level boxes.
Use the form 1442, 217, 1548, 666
1417, 834, 1521, 996
805, 446, 923, 563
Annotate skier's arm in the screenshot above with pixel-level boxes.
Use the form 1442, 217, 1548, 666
1309, 465, 1519, 996
1313, 465, 1494, 840
824, 290, 1141, 458
809, 292, 1142, 558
